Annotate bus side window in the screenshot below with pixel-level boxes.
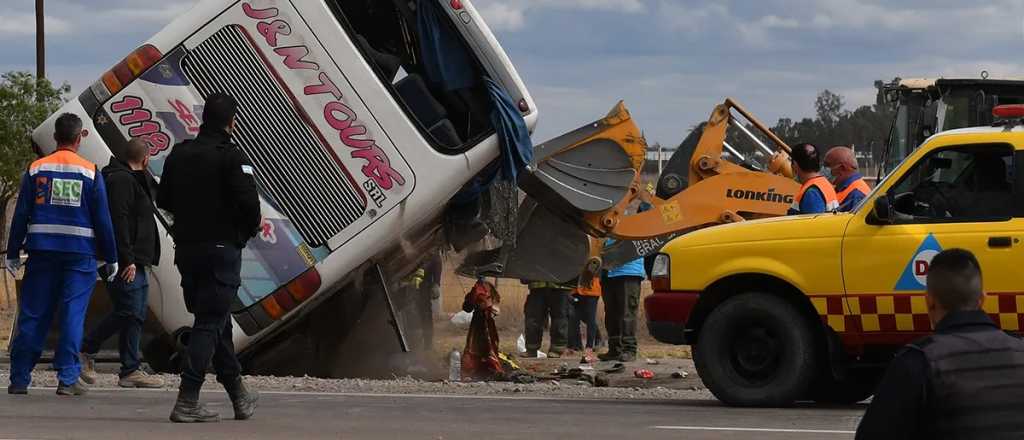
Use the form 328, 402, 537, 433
330, 1, 494, 153
394, 73, 463, 150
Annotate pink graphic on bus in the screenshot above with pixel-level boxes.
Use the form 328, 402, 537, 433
110, 95, 172, 156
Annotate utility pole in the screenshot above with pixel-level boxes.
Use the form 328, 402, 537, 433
36, 0, 45, 80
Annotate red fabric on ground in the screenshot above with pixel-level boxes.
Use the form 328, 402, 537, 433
460, 280, 503, 380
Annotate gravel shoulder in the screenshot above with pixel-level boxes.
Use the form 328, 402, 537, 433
0, 356, 712, 401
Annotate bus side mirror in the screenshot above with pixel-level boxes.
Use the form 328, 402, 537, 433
871, 195, 893, 224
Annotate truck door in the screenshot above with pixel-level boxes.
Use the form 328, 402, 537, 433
841, 142, 1023, 346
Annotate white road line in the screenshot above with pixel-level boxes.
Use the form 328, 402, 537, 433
653, 426, 855, 434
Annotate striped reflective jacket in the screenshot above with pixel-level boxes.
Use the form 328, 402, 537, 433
791, 176, 839, 214
6, 149, 117, 261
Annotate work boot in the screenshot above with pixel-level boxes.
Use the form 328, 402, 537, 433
597, 351, 621, 362
8, 384, 27, 395
118, 370, 165, 389
619, 352, 637, 362
79, 353, 98, 385
521, 350, 540, 358
169, 390, 220, 423
56, 381, 89, 396
224, 378, 259, 420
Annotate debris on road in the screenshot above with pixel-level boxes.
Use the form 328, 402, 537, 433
671, 371, 689, 379
448, 349, 462, 381
634, 369, 655, 379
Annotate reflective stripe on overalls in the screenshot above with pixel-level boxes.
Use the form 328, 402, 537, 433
8, 149, 105, 387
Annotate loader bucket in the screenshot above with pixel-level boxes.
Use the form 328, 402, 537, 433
458, 197, 593, 282
518, 101, 647, 232
459, 102, 647, 282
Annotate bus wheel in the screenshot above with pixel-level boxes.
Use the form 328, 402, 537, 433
694, 292, 817, 407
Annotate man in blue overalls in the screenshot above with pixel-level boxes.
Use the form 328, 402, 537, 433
5, 113, 118, 396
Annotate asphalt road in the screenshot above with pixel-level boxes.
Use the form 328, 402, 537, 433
0, 388, 865, 439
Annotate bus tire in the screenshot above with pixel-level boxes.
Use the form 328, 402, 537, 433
694, 292, 817, 407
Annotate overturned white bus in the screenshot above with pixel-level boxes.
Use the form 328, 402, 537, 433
28, 0, 537, 376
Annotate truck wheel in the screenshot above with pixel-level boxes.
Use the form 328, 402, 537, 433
694, 292, 817, 407
812, 369, 882, 404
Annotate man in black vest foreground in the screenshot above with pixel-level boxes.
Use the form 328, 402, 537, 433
157, 93, 261, 423
856, 249, 1024, 439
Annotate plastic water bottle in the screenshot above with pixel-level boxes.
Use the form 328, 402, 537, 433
448, 348, 461, 382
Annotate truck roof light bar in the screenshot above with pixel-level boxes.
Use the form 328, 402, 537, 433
993, 104, 1024, 119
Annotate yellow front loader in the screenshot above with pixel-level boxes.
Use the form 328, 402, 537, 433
463, 98, 801, 282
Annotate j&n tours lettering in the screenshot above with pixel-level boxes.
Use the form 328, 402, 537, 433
242, 2, 406, 191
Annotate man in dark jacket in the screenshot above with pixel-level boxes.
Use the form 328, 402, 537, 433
856, 249, 1024, 439
79, 138, 163, 389
157, 93, 261, 423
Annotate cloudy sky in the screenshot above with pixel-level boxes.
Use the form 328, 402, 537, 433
3, 0, 1024, 146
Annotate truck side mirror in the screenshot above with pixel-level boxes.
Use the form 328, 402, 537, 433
871, 195, 893, 224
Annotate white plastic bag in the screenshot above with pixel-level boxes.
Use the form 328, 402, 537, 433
516, 334, 547, 358
449, 310, 473, 327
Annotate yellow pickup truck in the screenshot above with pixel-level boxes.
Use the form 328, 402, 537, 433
646, 122, 1024, 406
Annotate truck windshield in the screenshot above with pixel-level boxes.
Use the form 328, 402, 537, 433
327, 0, 494, 153
885, 104, 912, 173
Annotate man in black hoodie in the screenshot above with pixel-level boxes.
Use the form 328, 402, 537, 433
79, 138, 164, 388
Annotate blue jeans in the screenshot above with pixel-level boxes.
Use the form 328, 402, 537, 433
82, 268, 148, 378
10, 251, 96, 387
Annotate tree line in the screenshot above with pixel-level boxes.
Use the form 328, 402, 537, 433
770, 89, 895, 166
